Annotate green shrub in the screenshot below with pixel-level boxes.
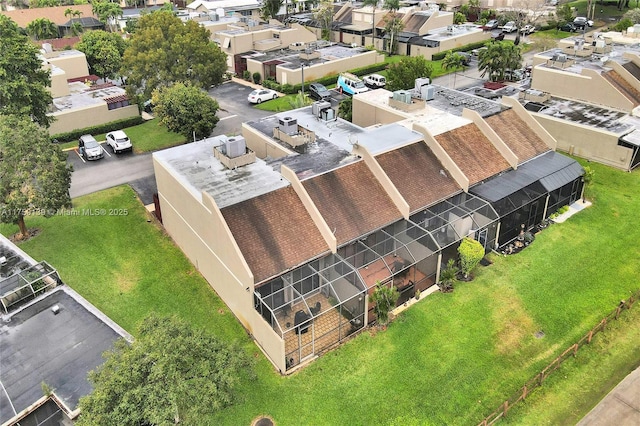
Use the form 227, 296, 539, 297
458, 237, 484, 279
252, 72, 261, 84
432, 40, 489, 60
369, 282, 399, 325
242, 70, 251, 81
50, 115, 145, 143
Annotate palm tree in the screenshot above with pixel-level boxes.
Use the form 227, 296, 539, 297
382, 0, 403, 55
442, 51, 464, 89
361, 0, 379, 47
26, 18, 59, 40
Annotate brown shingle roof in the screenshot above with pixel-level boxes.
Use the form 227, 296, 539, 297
0, 4, 97, 27
603, 70, 640, 107
435, 124, 511, 185
302, 162, 402, 245
485, 109, 549, 163
623, 61, 640, 81
403, 14, 429, 34
221, 187, 328, 283
376, 142, 461, 213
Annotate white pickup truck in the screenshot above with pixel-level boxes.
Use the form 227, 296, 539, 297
363, 74, 386, 89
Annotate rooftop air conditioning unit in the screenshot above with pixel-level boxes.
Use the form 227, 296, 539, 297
393, 90, 412, 104
414, 77, 430, 92
225, 136, 246, 158
421, 85, 436, 101
595, 39, 606, 48
312, 100, 331, 117
279, 116, 298, 135
574, 39, 584, 50
210, 13, 219, 21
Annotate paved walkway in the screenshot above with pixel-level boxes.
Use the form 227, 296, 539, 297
551, 199, 591, 223
577, 366, 640, 426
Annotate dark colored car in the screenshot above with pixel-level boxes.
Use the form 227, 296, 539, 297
308, 83, 332, 101
457, 52, 472, 65
559, 22, 577, 32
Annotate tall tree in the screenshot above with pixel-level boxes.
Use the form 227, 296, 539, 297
260, 0, 283, 21
122, 11, 227, 100
0, 116, 72, 238
92, 0, 123, 32
361, 0, 379, 46
442, 51, 465, 89
26, 17, 59, 40
385, 55, 433, 91
478, 41, 522, 82
77, 314, 252, 425
382, 0, 403, 55
152, 82, 220, 140
314, 0, 334, 41
0, 15, 53, 127
75, 30, 127, 79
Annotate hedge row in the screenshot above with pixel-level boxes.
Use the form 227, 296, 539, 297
263, 61, 389, 94
51, 115, 145, 143
431, 40, 490, 61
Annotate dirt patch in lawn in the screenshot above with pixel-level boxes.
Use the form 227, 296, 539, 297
492, 289, 537, 355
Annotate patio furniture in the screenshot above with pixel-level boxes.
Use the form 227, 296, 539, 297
310, 301, 321, 316
294, 310, 310, 334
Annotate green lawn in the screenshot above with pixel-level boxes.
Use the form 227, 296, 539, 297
2, 161, 639, 424
57, 118, 186, 153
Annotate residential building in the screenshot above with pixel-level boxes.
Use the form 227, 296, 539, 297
520, 31, 640, 170
0, 235, 131, 425
0, 4, 101, 35
153, 80, 583, 373
186, 0, 263, 20
41, 49, 139, 135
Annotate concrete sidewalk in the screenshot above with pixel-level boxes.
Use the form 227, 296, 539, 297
577, 366, 640, 425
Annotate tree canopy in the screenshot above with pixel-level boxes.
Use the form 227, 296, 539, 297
77, 314, 252, 425
385, 55, 433, 91
122, 11, 227, 100
0, 15, 53, 127
0, 116, 72, 238
152, 82, 220, 140
75, 30, 127, 79
26, 17, 59, 40
441, 51, 465, 89
478, 41, 522, 82
260, 0, 282, 21
91, 0, 123, 32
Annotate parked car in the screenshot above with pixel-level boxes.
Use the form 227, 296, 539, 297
471, 46, 488, 56
492, 32, 505, 41
247, 89, 278, 104
481, 19, 499, 31
573, 17, 594, 29
105, 130, 132, 154
522, 24, 536, 35
559, 22, 577, 32
504, 69, 525, 81
78, 134, 104, 161
363, 73, 387, 89
502, 21, 517, 33
456, 52, 472, 65
308, 83, 332, 101
337, 73, 369, 96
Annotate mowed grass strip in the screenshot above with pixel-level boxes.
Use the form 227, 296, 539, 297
2, 160, 639, 425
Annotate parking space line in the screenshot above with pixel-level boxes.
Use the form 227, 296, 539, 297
75, 148, 86, 163
101, 144, 111, 158
219, 115, 238, 121
0, 378, 17, 417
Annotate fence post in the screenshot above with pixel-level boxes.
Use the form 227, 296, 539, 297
615, 304, 622, 320
602, 317, 607, 330
573, 343, 578, 356
522, 385, 528, 400
539, 371, 545, 385
503, 400, 510, 417
587, 329, 593, 344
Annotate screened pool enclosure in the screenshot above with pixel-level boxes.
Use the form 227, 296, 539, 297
254, 192, 499, 370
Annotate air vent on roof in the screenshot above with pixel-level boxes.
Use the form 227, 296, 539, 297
0, 256, 6, 266
51, 305, 60, 315
392, 90, 412, 104
279, 116, 298, 135
552, 53, 567, 62
311, 101, 335, 121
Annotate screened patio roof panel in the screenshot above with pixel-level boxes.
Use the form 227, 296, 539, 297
470, 151, 582, 202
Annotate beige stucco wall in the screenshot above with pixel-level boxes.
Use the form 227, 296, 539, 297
352, 96, 407, 128
50, 70, 69, 98
241, 122, 293, 158
154, 158, 287, 372
46, 52, 89, 80
408, 30, 490, 60
277, 50, 384, 85
531, 67, 634, 112
220, 24, 317, 56
531, 114, 634, 170
48, 104, 138, 135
